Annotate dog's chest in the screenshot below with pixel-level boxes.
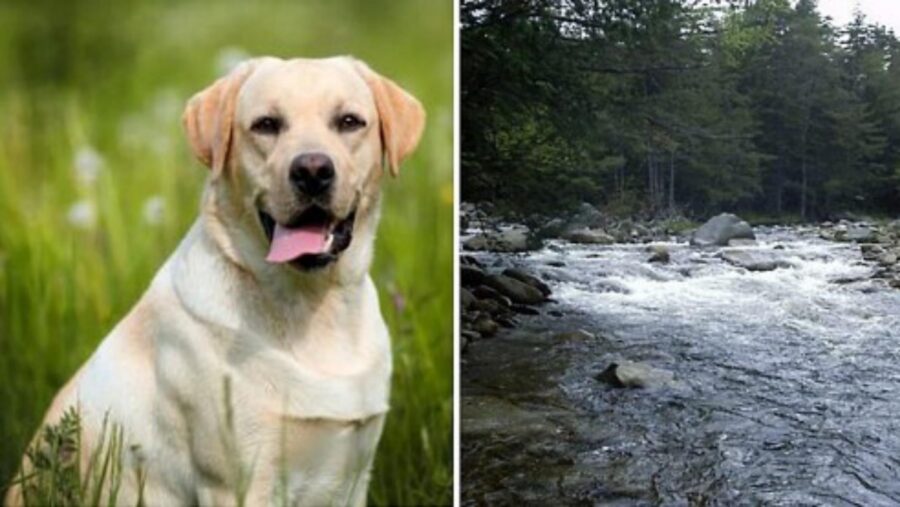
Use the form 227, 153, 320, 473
273, 414, 386, 504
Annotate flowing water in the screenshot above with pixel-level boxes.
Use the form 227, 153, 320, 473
462, 226, 900, 506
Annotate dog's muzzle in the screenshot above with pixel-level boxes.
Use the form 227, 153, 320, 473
258, 205, 356, 270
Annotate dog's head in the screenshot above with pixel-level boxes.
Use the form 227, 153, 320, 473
183, 56, 425, 272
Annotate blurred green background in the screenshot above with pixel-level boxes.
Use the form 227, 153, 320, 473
0, 0, 452, 505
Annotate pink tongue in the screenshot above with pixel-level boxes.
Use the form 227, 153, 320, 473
266, 224, 328, 263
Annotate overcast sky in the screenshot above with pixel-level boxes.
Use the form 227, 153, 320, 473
817, 0, 900, 32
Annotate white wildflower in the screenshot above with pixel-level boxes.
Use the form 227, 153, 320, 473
142, 196, 165, 225
66, 200, 96, 229
216, 46, 251, 75
73, 145, 104, 186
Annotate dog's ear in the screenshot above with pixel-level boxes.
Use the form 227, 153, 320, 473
353, 60, 426, 176
182, 59, 261, 176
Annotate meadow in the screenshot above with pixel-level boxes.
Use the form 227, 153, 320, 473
0, 0, 453, 505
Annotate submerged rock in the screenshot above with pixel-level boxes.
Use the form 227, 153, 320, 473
553, 329, 596, 342
594, 361, 675, 389
690, 213, 755, 247
727, 238, 757, 247
720, 249, 793, 272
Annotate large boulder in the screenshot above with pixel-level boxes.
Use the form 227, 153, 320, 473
502, 268, 552, 297
463, 225, 530, 252
594, 361, 674, 388
482, 274, 545, 305
690, 213, 755, 247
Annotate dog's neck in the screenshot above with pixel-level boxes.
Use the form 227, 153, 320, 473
165, 207, 391, 422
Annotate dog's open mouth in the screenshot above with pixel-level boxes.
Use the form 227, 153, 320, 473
258, 206, 355, 270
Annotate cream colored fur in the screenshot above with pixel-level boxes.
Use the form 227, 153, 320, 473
6, 56, 425, 506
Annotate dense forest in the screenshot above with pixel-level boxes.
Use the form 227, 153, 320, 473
462, 0, 900, 220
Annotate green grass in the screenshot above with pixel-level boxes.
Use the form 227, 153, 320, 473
0, 1, 453, 505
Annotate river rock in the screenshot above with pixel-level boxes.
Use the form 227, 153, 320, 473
460, 331, 476, 352
562, 227, 616, 245
461, 265, 486, 286
860, 244, 884, 261
720, 249, 793, 272
647, 244, 670, 263
886, 219, 900, 235
690, 213, 755, 247
840, 225, 876, 243
472, 298, 504, 314
461, 255, 484, 267
594, 361, 675, 388
472, 286, 511, 307
472, 316, 499, 337
503, 268, 552, 297
878, 252, 898, 266
464, 226, 530, 252
461, 288, 476, 310
495, 315, 518, 328
483, 274, 545, 305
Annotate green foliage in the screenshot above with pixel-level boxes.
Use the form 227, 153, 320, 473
13, 408, 133, 507
462, 0, 900, 220
0, 1, 452, 505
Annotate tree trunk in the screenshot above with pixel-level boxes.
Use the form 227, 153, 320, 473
800, 156, 807, 220
647, 150, 655, 209
668, 150, 675, 212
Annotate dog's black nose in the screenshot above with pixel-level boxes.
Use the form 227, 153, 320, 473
289, 153, 335, 197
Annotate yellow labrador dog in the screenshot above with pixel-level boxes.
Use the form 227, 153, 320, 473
7, 56, 424, 506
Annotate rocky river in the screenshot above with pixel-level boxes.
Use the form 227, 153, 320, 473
462, 224, 900, 506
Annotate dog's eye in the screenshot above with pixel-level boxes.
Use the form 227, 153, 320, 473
251, 116, 283, 135
336, 114, 366, 132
